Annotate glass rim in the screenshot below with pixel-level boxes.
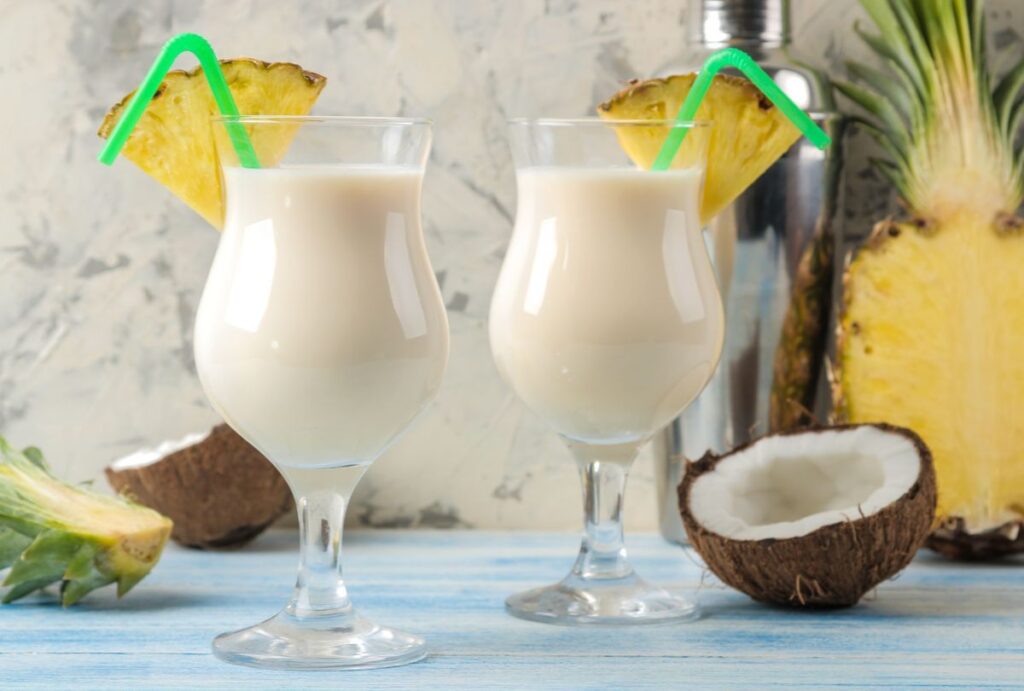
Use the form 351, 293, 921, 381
211, 114, 432, 126
508, 117, 710, 128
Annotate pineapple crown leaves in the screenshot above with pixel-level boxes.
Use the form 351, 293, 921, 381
1, 529, 116, 606
837, 0, 1024, 221
0, 436, 171, 606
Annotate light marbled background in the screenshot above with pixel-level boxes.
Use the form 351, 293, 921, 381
1, 0, 1022, 529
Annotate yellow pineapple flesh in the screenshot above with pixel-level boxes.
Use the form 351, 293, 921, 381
598, 73, 801, 224
99, 59, 326, 228
838, 215, 1024, 537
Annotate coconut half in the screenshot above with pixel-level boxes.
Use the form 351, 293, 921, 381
679, 424, 936, 607
106, 425, 292, 550
926, 517, 1024, 561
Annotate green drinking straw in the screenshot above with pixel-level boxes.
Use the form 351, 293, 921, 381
652, 47, 830, 171
98, 33, 260, 169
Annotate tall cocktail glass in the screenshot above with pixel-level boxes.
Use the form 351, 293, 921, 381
195, 116, 448, 668
490, 118, 722, 625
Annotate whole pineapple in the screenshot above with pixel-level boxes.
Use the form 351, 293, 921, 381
837, 0, 1024, 558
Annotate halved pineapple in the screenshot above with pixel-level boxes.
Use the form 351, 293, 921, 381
836, 0, 1024, 558
99, 59, 326, 228
598, 73, 800, 223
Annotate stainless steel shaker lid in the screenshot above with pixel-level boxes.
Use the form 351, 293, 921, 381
687, 0, 790, 48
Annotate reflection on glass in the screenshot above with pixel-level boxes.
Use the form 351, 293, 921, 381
224, 218, 277, 333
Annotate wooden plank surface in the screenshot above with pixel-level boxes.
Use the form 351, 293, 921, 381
1, 531, 1021, 689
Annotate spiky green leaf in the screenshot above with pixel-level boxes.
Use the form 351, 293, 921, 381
116, 569, 148, 598
0, 527, 32, 570
847, 61, 914, 123
835, 80, 909, 150
3, 530, 82, 588
60, 543, 113, 606
63, 542, 99, 580
2, 577, 57, 604
20, 447, 48, 472
859, 0, 929, 97
1008, 99, 1024, 171
968, 0, 987, 89
62, 571, 115, 607
967, 0, 980, 58
869, 156, 906, 190
854, 24, 929, 117
849, 115, 913, 174
0, 516, 42, 540
994, 58, 1024, 136
888, 0, 937, 85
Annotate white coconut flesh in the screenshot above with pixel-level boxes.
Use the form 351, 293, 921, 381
688, 427, 923, 541
108, 431, 211, 470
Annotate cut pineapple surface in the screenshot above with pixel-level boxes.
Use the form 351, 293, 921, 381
838, 217, 1024, 533
598, 73, 801, 224
836, 0, 1024, 557
99, 59, 326, 228
0, 438, 172, 605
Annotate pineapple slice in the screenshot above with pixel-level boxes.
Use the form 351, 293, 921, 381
0, 438, 172, 606
99, 59, 326, 228
598, 74, 801, 223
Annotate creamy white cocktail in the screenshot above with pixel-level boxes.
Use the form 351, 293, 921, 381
194, 117, 447, 669
490, 119, 722, 625
195, 166, 447, 469
491, 167, 722, 444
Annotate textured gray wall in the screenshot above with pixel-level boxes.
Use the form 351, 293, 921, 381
1, 0, 1021, 529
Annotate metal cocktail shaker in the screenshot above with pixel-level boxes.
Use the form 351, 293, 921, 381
653, 0, 845, 543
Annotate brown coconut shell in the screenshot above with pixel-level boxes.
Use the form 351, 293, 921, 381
106, 425, 292, 550
925, 517, 1024, 561
679, 424, 937, 608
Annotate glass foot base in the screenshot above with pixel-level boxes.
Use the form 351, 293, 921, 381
212, 611, 427, 670
506, 573, 699, 626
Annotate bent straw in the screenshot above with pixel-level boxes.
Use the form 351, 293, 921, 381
98, 33, 260, 168
652, 47, 830, 171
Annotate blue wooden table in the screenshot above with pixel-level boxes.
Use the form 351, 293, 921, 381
1, 531, 1022, 688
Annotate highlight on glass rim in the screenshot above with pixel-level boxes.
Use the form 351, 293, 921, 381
2, 0, 1022, 686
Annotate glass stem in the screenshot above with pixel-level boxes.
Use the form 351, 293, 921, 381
284, 464, 367, 622
566, 440, 640, 581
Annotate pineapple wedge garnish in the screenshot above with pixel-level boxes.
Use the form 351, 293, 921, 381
0, 438, 172, 606
836, 0, 1024, 558
598, 73, 801, 223
99, 59, 326, 228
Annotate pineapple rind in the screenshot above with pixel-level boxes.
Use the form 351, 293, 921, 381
770, 220, 834, 431
0, 438, 172, 605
